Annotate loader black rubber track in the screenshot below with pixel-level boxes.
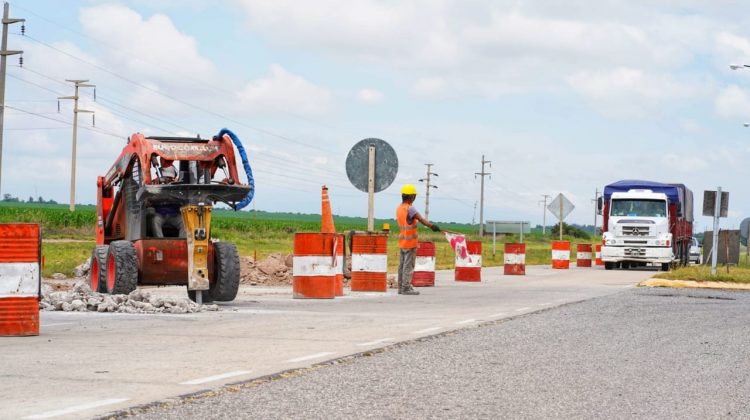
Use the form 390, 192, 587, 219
107, 240, 139, 295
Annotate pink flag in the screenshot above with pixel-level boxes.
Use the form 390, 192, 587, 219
444, 232, 471, 263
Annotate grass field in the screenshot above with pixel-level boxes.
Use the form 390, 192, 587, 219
1, 202, 597, 277
653, 256, 750, 284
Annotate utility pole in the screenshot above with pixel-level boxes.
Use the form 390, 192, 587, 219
475, 155, 491, 236
539, 194, 550, 236
419, 163, 438, 220
59, 79, 95, 211
0, 2, 24, 197
472, 201, 477, 224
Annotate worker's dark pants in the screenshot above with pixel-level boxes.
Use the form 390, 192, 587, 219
152, 213, 186, 238
398, 248, 417, 290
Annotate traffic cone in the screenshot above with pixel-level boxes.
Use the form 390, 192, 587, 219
321, 185, 335, 233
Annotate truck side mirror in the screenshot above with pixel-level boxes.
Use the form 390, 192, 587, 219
596, 196, 603, 216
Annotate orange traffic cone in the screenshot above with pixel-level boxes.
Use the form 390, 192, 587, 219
321, 185, 336, 233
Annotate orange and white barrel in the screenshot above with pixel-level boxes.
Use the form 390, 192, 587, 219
576, 244, 592, 267
595, 244, 603, 266
504, 243, 525, 275
293, 233, 338, 299
351, 233, 388, 292
0, 224, 41, 337
412, 241, 436, 287
455, 241, 482, 282
551, 241, 570, 269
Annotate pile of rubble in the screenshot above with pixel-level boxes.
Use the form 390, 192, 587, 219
40, 281, 219, 314
240, 253, 294, 286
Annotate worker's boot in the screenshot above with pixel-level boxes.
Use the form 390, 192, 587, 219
401, 285, 420, 295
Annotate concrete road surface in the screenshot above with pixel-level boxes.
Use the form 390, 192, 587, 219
1, 266, 650, 419
125, 287, 750, 420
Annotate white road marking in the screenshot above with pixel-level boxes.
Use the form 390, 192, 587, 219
412, 327, 442, 334
356, 338, 395, 347
286, 352, 335, 363
180, 370, 252, 385
487, 313, 505, 318
41, 323, 73, 327
537, 302, 552, 306
24, 398, 130, 419
455, 319, 476, 325
515, 307, 532, 312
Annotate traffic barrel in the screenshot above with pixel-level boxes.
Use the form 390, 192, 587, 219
504, 243, 525, 275
0, 224, 42, 337
292, 233, 339, 299
351, 232, 388, 292
455, 241, 482, 282
595, 244, 603, 266
412, 241, 435, 287
576, 244, 592, 267
551, 241, 570, 269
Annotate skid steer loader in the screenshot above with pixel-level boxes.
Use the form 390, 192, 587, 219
88, 129, 254, 303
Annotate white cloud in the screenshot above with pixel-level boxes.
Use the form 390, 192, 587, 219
357, 88, 384, 104
568, 68, 706, 117
79, 4, 216, 88
237, 64, 333, 116
234, 0, 715, 102
714, 85, 750, 119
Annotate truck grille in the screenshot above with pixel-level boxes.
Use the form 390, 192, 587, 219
621, 226, 651, 237
624, 248, 647, 257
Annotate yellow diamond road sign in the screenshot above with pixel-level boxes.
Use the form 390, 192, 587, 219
547, 193, 574, 221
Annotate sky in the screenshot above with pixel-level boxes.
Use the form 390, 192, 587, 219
2, 0, 750, 231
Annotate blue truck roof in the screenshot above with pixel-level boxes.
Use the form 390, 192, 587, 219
603, 180, 693, 221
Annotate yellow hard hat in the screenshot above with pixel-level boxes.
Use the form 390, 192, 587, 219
401, 184, 417, 195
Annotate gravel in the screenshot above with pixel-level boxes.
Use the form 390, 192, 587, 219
40, 281, 220, 314
119, 287, 750, 419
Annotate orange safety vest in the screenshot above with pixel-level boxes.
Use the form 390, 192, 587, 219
396, 202, 418, 249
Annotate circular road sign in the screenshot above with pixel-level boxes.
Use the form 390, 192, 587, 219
740, 217, 750, 241
345, 138, 398, 193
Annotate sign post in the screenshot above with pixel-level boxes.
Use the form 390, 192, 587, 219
711, 187, 721, 276
703, 188, 729, 276
547, 194, 575, 241
345, 138, 398, 232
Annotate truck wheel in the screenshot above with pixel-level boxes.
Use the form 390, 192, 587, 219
106, 240, 139, 294
88, 245, 108, 293
621, 262, 630, 270
209, 242, 240, 302
660, 263, 670, 272
604, 262, 614, 270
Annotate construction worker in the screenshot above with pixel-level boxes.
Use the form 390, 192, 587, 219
396, 183, 440, 295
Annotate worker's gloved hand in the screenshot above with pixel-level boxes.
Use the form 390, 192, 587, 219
431, 224, 441, 232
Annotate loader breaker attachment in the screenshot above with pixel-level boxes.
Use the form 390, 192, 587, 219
181, 204, 212, 303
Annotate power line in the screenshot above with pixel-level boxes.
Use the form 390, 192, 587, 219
5, 105, 121, 139
20, 33, 341, 155
10, 2, 360, 137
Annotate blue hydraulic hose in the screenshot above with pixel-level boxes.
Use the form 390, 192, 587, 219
216, 128, 254, 210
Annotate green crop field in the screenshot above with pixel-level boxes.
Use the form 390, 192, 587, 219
0, 202, 597, 277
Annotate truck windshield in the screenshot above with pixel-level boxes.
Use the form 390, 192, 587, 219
610, 199, 667, 217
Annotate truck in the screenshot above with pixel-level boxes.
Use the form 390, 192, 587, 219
599, 180, 693, 271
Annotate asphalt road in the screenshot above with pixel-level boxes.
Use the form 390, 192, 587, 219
1, 265, 649, 419
121, 287, 750, 420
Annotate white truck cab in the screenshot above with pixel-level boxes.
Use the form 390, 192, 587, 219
601, 189, 673, 268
